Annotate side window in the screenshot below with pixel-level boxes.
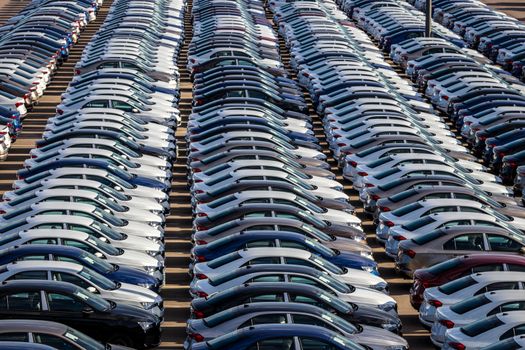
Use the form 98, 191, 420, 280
17, 254, 49, 261
489, 301, 525, 316
423, 206, 458, 216
239, 314, 287, 329
438, 220, 471, 228
112, 101, 135, 112
7, 271, 48, 281
247, 293, 284, 303
487, 234, 523, 252
475, 282, 521, 295
244, 257, 281, 265
423, 193, 452, 199
29, 238, 58, 245
454, 194, 476, 201
63, 239, 95, 254
85, 100, 109, 108
443, 234, 484, 251
279, 241, 306, 250
508, 264, 525, 272
250, 275, 285, 283
33, 334, 77, 350
0, 292, 42, 311
246, 338, 294, 350
246, 240, 276, 248
292, 314, 338, 333
300, 338, 338, 350
499, 325, 525, 340
52, 272, 92, 291
471, 264, 504, 273
284, 258, 315, 268
47, 293, 85, 312
0, 333, 29, 342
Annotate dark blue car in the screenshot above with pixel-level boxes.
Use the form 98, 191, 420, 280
190, 323, 364, 350
190, 230, 378, 274
0, 245, 161, 292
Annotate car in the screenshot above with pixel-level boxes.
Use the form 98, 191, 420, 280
188, 323, 366, 350
0, 260, 163, 317
432, 290, 525, 347
397, 225, 525, 274
443, 311, 525, 350
0, 280, 162, 348
0, 245, 161, 292
481, 335, 525, 350
191, 247, 385, 288
410, 254, 525, 308
419, 271, 525, 327
0, 319, 133, 350
184, 302, 407, 350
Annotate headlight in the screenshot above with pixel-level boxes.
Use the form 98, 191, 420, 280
141, 302, 155, 310
149, 222, 160, 228
138, 283, 154, 289
382, 323, 399, 332
361, 265, 374, 273
147, 251, 158, 257
138, 321, 154, 331
145, 266, 158, 273
342, 208, 354, 214
371, 282, 389, 293
379, 302, 397, 312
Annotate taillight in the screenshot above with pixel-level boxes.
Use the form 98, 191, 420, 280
195, 273, 207, 280
75, 69, 81, 75
393, 235, 406, 241
442, 95, 449, 101
196, 225, 208, 231
57, 109, 64, 115
15, 102, 24, 108
193, 310, 205, 318
440, 319, 455, 328
365, 183, 375, 188
379, 206, 390, 212
370, 194, 380, 201
404, 249, 416, 258
188, 333, 204, 342
337, 142, 347, 147
508, 160, 518, 168
448, 342, 465, 350
196, 240, 207, 245
349, 161, 358, 167
384, 221, 395, 227
197, 212, 207, 217
357, 171, 368, 176
195, 255, 206, 262
498, 151, 506, 158
429, 299, 443, 307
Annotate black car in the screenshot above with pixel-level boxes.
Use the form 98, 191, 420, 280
0, 280, 161, 349
189, 282, 401, 333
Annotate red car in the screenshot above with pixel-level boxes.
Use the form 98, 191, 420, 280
410, 254, 525, 309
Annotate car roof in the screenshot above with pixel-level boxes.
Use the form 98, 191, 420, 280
0, 319, 67, 335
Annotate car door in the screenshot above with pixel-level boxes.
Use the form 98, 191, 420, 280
42, 291, 99, 339
486, 234, 525, 254
32, 333, 79, 350
442, 233, 485, 260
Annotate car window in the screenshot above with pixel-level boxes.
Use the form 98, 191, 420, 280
292, 314, 338, 333
471, 264, 505, 273
85, 100, 109, 108
0, 292, 41, 311
250, 275, 284, 283
47, 292, 85, 312
487, 234, 523, 252
443, 234, 484, 251
240, 314, 287, 329
508, 264, 525, 272
7, 271, 48, 280
500, 324, 525, 340
17, 254, 49, 261
423, 206, 459, 216
112, 100, 134, 112
52, 272, 92, 291
247, 294, 284, 303
489, 301, 525, 316
34, 333, 78, 350
300, 338, 338, 350
424, 193, 453, 199
475, 282, 521, 295
244, 257, 281, 266
0, 333, 29, 342
246, 338, 295, 350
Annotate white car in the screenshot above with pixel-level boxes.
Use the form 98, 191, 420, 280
443, 311, 525, 350
0, 229, 163, 279
419, 271, 525, 327
192, 247, 389, 295
432, 290, 525, 347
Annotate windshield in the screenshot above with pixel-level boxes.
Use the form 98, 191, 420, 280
74, 287, 111, 311
79, 267, 118, 290
86, 236, 120, 255
79, 251, 114, 273
63, 328, 104, 350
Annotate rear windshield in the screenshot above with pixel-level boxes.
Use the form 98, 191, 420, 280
412, 229, 445, 245
450, 294, 491, 315
391, 202, 423, 217
426, 258, 461, 275
207, 252, 241, 268
401, 216, 435, 231
438, 276, 477, 295
460, 315, 504, 337
388, 189, 418, 202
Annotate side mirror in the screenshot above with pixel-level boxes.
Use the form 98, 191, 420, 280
82, 306, 94, 315
131, 108, 139, 113
87, 286, 98, 294
520, 247, 525, 255
94, 252, 104, 258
